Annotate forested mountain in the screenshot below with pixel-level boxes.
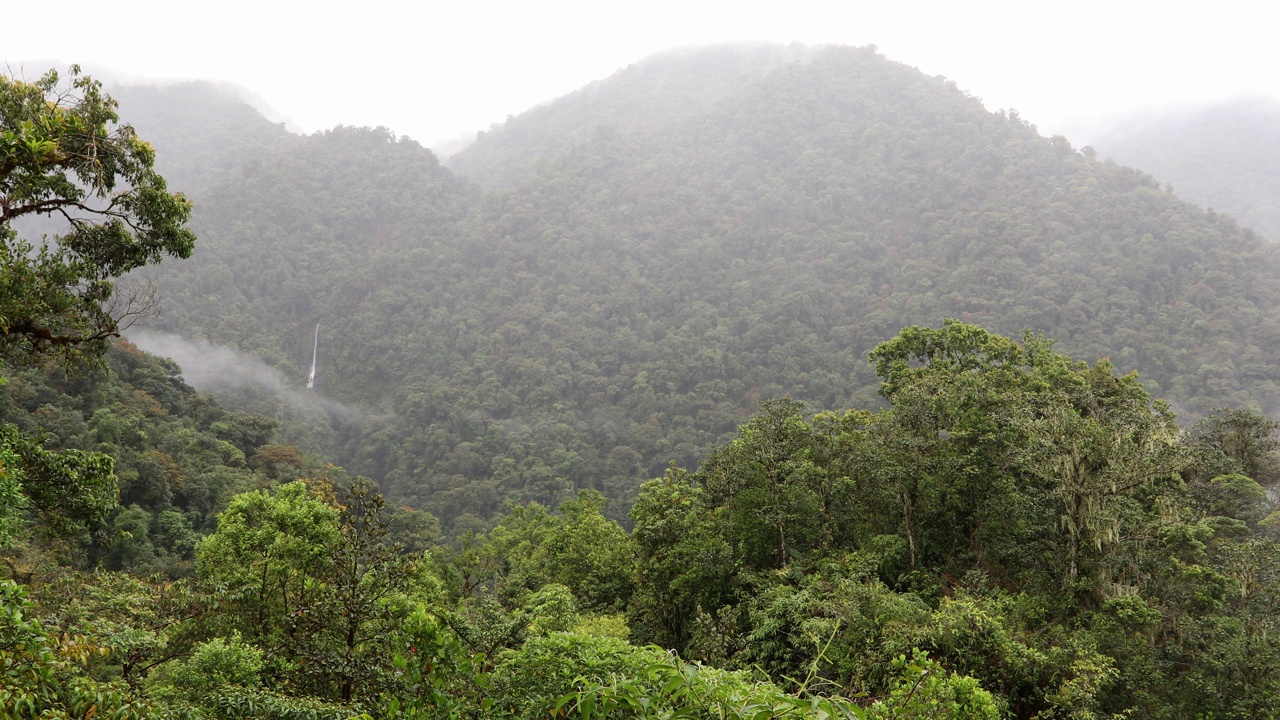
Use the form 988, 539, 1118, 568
1090, 96, 1280, 241
446, 42, 816, 187
111, 81, 299, 193
9, 54, 1280, 720
148, 44, 1280, 532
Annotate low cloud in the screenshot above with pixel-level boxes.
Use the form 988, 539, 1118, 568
127, 329, 360, 420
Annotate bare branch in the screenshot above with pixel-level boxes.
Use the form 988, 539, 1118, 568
105, 276, 162, 333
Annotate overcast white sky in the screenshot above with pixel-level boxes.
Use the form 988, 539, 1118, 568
4, 0, 1277, 147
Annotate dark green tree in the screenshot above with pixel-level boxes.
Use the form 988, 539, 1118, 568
0, 423, 115, 541
2, 65, 194, 365
1, 65, 195, 548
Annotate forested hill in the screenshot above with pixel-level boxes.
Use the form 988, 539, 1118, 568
149, 44, 1280, 530
1090, 96, 1280, 242
13, 54, 1280, 720
445, 42, 816, 187
111, 81, 298, 192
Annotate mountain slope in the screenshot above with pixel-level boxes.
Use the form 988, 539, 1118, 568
446, 42, 816, 188
1090, 97, 1280, 241
111, 81, 299, 193
151, 44, 1280, 528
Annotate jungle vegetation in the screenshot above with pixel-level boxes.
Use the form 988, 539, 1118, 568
6, 46, 1280, 718
147, 45, 1280, 532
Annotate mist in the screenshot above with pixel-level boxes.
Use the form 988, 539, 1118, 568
7, 1, 1278, 150
128, 329, 359, 421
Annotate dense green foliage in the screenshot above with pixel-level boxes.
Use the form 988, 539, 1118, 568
1091, 97, 1280, 242
1, 65, 195, 366
150, 44, 1280, 532
8, 321, 1280, 718
1, 342, 284, 574
9, 51, 1280, 718
627, 323, 1280, 717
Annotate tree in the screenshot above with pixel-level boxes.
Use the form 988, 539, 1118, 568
0, 66, 194, 546
628, 468, 736, 652
311, 478, 417, 702
1191, 408, 1280, 487
536, 490, 635, 612
698, 399, 827, 570
866, 322, 1185, 591
1021, 374, 1182, 588
2, 65, 194, 366
0, 422, 116, 542
865, 322, 1046, 573
195, 481, 340, 683
194, 479, 428, 704
0, 579, 160, 719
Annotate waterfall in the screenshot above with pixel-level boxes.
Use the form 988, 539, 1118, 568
307, 324, 319, 389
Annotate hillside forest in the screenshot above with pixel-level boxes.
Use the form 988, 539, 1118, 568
4, 45, 1280, 719
1090, 96, 1280, 244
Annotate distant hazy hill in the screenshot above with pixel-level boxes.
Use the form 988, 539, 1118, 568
147, 44, 1280, 529
446, 42, 816, 187
6, 75, 297, 272
111, 81, 299, 193
1091, 97, 1280, 241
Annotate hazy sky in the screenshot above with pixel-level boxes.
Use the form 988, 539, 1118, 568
5, 0, 1277, 147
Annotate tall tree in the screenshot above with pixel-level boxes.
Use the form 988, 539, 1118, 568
1, 65, 195, 541
1191, 407, 1280, 487
313, 478, 416, 702
195, 481, 340, 683
2, 65, 194, 366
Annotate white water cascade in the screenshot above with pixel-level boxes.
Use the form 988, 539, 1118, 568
307, 324, 319, 389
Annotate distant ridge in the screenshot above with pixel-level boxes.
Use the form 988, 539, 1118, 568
1091, 96, 1280, 241
446, 42, 817, 187
142, 43, 1280, 526
111, 81, 299, 193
